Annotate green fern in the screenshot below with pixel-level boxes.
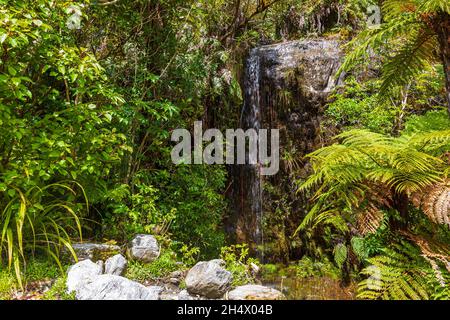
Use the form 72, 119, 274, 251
351, 236, 369, 260
334, 243, 348, 269
339, 0, 450, 109
358, 239, 450, 300
298, 127, 448, 227
358, 241, 429, 300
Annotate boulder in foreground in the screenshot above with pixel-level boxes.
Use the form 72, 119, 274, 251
185, 259, 232, 299
75, 274, 162, 300
66, 259, 103, 293
128, 234, 160, 263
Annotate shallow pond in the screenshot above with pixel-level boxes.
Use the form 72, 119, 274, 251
264, 277, 356, 300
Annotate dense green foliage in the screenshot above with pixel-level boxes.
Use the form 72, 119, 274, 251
0, 0, 449, 301
298, 0, 450, 298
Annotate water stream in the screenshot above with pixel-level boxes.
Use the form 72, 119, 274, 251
233, 40, 343, 264
241, 48, 264, 260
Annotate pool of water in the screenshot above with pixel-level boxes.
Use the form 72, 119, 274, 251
263, 277, 356, 300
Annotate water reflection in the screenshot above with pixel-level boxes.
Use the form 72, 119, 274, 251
264, 277, 356, 300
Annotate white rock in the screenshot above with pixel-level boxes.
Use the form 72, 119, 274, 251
227, 285, 284, 300
105, 254, 127, 276
76, 274, 162, 300
177, 289, 207, 300
185, 260, 232, 298
66, 259, 103, 293
96, 260, 104, 272
129, 234, 160, 263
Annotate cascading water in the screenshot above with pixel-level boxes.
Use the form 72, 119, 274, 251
240, 49, 264, 259
230, 39, 342, 262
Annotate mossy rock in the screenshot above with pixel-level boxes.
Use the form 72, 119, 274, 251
66, 243, 121, 262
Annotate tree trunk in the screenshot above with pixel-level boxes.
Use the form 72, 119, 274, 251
391, 190, 409, 231
436, 12, 450, 116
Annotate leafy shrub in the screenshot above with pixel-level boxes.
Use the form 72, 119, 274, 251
43, 277, 75, 300
295, 256, 341, 279
0, 0, 130, 285
0, 183, 84, 287
0, 269, 15, 300
178, 244, 200, 267
148, 164, 227, 258
103, 182, 176, 239
325, 78, 395, 133
125, 250, 180, 282
103, 164, 227, 258
220, 244, 260, 287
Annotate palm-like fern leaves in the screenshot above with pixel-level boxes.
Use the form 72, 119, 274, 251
300, 129, 445, 195
358, 237, 450, 300
298, 128, 449, 231
339, 0, 450, 105
358, 241, 431, 300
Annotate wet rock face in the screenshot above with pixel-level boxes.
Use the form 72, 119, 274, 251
252, 40, 342, 153
231, 39, 343, 254
256, 40, 342, 93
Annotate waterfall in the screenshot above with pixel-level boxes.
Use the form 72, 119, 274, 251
243, 49, 263, 258
230, 40, 342, 262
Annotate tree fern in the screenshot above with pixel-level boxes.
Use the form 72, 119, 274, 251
339, 0, 450, 114
358, 238, 450, 300
356, 203, 385, 235
298, 122, 449, 234
380, 30, 437, 97
358, 241, 431, 300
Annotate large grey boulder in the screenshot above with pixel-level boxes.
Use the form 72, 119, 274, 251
66, 259, 103, 293
75, 274, 162, 300
71, 243, 121, 261
226, 285, 284, 300
185, 259, 232, 298
105, 254, 127, 276
128, 234, 160, 263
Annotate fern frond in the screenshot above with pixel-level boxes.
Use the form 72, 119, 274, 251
401, 232, 450, 286
411, 179, 450, 226
334, 243, 348, 269
409, 129, 450, 154
383, 0, 419, 21
379, 31, 437, 99
356, 204, 385, 235
358, 240, 432, 300
339, 13, 421, 74
419, 0, 450, 14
